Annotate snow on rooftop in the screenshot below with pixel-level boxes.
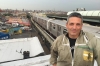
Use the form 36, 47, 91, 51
0, 37, 44, 62
0, 55, 51, 66
0, 54, 98, 66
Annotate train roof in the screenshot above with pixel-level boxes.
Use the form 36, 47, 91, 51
37, 16, 50, 20
50, 20, 66, 27
35, 16, 66, 27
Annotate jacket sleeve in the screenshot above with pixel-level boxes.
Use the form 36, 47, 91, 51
94, 38, 100, 66
87, 36, 100, 66
50, 37, 59, 65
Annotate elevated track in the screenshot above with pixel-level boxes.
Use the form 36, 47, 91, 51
30, 16, 54, 45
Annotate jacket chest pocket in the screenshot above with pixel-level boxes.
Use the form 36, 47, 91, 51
83, 49, 93, 62
58, 45, 71, 61
75, 45, 93, 66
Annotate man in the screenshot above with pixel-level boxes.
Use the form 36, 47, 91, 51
50, 12, 100, 66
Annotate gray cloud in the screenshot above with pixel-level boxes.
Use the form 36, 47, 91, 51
0, 0, 100, 11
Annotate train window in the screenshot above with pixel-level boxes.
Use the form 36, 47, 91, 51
63, 29, 67, 34
53, 24, 55, 29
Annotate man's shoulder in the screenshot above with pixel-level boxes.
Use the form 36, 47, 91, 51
52, 34, 65, 47
84, 31, 95, 39
56, 34, 65, 40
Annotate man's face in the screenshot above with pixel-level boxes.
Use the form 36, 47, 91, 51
66, 17, 83, 37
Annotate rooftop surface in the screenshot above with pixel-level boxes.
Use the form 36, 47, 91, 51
0, 37, 44, 62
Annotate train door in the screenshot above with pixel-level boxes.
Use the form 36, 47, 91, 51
41, 19, 44, 28
47, 19, 53, 30
54, 24, 57, 37
57, 25, 61, 36
44, 20, 46, 29
51, 23, 58, 37
49, 22, 52, 31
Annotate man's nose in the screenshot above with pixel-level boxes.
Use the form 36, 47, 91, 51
73, 25, 77, 29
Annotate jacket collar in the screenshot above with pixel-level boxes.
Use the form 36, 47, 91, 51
65, 30, 85, 38
65, 30, 87, 44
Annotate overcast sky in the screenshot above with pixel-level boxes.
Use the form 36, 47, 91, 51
0, 0, 100, 11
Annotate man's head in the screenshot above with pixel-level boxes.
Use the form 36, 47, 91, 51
66, 12, 83, 38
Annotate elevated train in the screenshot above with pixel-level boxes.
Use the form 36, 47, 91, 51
32, 14, 67, 38
31, 11, 100, 39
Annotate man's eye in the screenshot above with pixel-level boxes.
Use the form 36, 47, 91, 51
77, 23, 81, 26
69, 23, 73, 25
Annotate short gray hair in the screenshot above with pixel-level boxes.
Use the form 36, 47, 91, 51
67, 12, 83, 23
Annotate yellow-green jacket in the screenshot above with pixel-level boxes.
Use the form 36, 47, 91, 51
50, 30, 100, 66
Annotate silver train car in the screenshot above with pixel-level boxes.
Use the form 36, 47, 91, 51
48, 20, 66, 37
32, 15, 67, 38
